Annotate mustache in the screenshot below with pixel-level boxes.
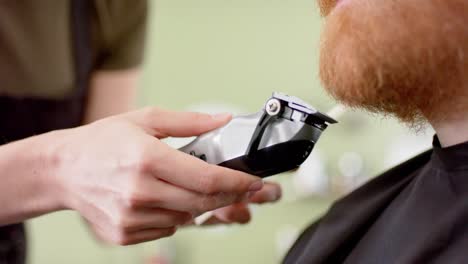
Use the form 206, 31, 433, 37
318, 0, 338, 16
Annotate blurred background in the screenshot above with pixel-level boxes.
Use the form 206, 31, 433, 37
27, 0, 433, 263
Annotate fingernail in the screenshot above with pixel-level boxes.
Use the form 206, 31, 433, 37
249, 180, 264, 191
212, 113, 232, 121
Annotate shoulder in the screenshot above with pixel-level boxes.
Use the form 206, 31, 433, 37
283, 150, 433, 263
401, 198, 468, 263
93, 0, 148, 40
92, 0, 149, 70
335, 149, 433, 207
94, 0, 148, 19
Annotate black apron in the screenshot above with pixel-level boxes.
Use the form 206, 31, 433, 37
0, 1, 92, 263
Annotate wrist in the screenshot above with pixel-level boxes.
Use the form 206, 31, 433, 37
28, 130, 70, 212
0, 131, 70, 225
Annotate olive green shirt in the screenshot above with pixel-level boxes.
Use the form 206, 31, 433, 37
0, 0, 148, 99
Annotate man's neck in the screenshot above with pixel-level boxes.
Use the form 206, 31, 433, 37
431, 115, 468, 147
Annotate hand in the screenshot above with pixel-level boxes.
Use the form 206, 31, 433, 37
48, 107, 263, 245
189, 181, 282, 225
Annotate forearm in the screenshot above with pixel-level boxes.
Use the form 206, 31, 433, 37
83, 68, 140, 123
0, 132, 63, 226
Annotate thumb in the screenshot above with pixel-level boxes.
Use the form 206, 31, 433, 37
123, 107, 232, 138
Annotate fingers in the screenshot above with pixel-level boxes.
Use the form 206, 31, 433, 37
117, 227, 177, 246
248, 182, 282, 204
153, 143, 263, 195
185, 182, 282, 226
129, 178, 248, 215
124, 107, 232, 138
212, 203, 251, 224
88, 220, 177, 246
116, 208, 191, 232
187, 203, 251, 226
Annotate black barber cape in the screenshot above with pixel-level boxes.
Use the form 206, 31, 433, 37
284, 137, 468, 264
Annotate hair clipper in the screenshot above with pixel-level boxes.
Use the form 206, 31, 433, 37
179, 92, 337, 178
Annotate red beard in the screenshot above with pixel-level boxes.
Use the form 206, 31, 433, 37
318, 0, 468, 124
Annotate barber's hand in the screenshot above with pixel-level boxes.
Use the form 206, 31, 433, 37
50, 107, 263, 245
212, 181, 282, 224
189, 181, 282, 226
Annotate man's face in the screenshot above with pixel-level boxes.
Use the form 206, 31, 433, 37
317, 0, 468, 124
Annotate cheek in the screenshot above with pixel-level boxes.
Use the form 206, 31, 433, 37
319, 18, 371, 100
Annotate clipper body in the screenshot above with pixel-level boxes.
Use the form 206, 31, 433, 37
179, 93, 337, 178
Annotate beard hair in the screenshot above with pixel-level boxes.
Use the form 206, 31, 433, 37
318, 0, 468, 125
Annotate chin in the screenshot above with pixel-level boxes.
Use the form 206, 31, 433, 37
317, 0, 468, 123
